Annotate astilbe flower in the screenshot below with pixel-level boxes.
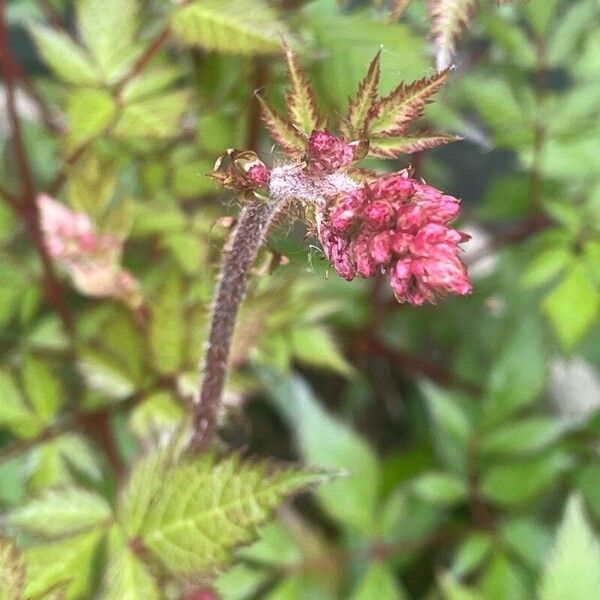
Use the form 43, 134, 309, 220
211, 45, 471, 306
38, 194, 141, 307
318, 171, 471, 304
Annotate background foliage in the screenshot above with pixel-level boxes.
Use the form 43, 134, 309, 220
1, 0, 599, 598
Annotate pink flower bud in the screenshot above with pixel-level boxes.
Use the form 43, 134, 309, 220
307, 129, 355, 175
38, 195, 142, 307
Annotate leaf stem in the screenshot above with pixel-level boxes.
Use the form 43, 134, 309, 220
191, 198, 287, 453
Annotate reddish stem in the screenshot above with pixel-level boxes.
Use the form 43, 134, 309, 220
0, 1, 74, 333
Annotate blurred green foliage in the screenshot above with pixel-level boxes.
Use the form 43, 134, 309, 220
0, 0, 599, 598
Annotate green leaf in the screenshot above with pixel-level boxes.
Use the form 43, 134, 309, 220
481, 452, 571, 507
366, 70, 450, 137
368, 132, 458, 158
104, 549, 160, 600
138, 453, 328, 575
0, 538, 26, 600
421, 381, 472, 444
171, 0, 285, 55
0, 370, 42, 439
539, 495, 600, 600
113, 91, 192, 139
78, 0, 140, 80
66, 88, 117, 149
411, 472, 468, 506
258, 97, 307, 155
482, 314, 547, 427
290, 326, 352, 376
149, 271, 185, 374
121, 67, 185, 103
22, 530, 104, 599
479, 553, 528, 600
266, 373, 380, 533
21, 354, 64, 424
342, 50, 381, 138
118, 447, 176, 538
351, 562, 407, 600
480, 418, 567, 456
521, 247, 571, 289
283, 44, 324, 133
542, 264, 600, 351
548, 0, 599, 66
502, 517, 552, 568
452, 533, 493, 577
439, 572, 484, 600
28, 25, 99, 84
10, 487, 111, 538
78, 347, 137, 399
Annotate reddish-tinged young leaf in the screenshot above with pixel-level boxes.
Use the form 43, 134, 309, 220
257, 96, 307, 155
366, 69, 450, 137
389, 0, 413, 21
429, 0, 477, 70
341, 50, 381, 138
368, 132, 460, 158
283, 44, 325, 133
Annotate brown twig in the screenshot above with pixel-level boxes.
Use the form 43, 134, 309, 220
0, 1, 74, 333
191, 198, 288, 453
368, 337, 482, 396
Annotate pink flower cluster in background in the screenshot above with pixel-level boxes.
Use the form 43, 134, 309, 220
38, 194, 141, 307
317, 169, 472, 305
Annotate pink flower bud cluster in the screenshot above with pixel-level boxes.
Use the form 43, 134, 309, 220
38, 194, 141, 307
317, 171, 472, 305
306, 129, 356, 175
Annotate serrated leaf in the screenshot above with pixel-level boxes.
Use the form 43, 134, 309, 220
104, 549, 160, 600
342, 51, 381, 138
542, 264, 600, 351
21, 355, 64, 424
113, 91, 192, 140
149, 271, 185, 375
539, 495, 600, 600
0, 370, 43, 439
266, 373, 380, 533
22, 530, 104, 599
366, 70, 449, 137
258, 97, 306, 155
429, 0, 477, 70
171, 0, 286, 55
439, 572, 484, 600
66, 88, 117, 150
0, 538, 26, 600
28, 25, 99, 85
78, 0, 141, 80
137, 453, 328, 575
283, 44, 324, 133
10, 487, 111, 538
118, 447, 175, 537
368, 132, 458, 157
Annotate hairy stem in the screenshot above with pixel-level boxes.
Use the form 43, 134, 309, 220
191, 199, 287, 452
